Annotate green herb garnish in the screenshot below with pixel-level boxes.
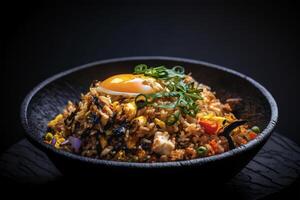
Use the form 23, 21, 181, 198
134, 64, 203, 118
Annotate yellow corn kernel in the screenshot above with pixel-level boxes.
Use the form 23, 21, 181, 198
123, 102, 137, 120
198, 113, 227, 126
45, 132, 53, 142
154, 118, 166, 129
196, 112, 210, 120
224, 113, 237, 123
112, 102, 121, 111
48, 114, 63, 128
54, 134, 60, 140
57, 138, 65, 144
211, 116, 227, 125
54, 142, 60, 149
133, 116, 147, 126
57, 131, 64, 136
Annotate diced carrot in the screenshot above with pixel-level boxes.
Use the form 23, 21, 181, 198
240, 138, 247, 144
209, 139, 219, 152
248, 132, 257, 140
199, 120, 219, 135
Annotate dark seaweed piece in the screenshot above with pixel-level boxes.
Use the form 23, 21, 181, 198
141, 138, 152, 151
219, 120, 247, 149
80, 128, 92, 139
88, 113, 100, 125
124, 146, 136, 153
73, 122, 81, 132
112, 125, 126, 137
104, 114, 116, 130
113, 137, 125, 151
64, 111, 76, 126
92, 96, 104, 109
46, 127, 54, 133
90, 80, 99, 88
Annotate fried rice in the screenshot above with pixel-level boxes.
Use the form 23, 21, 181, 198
44, 65, 260, 162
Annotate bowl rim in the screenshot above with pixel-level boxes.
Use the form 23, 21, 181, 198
20, 56, 278, 168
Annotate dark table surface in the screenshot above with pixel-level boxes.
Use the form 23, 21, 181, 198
2, 0, 300, 196
1, 131, 299, 199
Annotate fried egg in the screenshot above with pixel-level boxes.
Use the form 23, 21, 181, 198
99, 74, 162, 95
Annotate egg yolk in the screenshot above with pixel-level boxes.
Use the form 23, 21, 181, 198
100, 74, 157, 94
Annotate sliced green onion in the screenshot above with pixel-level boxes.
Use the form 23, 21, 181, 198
167, 83, 176, 91
166, 110, 180, 126
134, 64, 148, 74
186, 92, 202, 100
157, 70, 168, 77
143, 66, 168, 78
135, 94, 148, 109
172, 66, 185, 74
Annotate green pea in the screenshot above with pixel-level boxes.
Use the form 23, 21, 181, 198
251, 126, 260, 133
197, 146, 207, 156
166, 115, 177, 126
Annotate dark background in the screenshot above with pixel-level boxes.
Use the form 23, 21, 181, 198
2, 0, 300, 155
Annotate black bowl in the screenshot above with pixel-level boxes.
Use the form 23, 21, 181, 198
21, 57, 278, 180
